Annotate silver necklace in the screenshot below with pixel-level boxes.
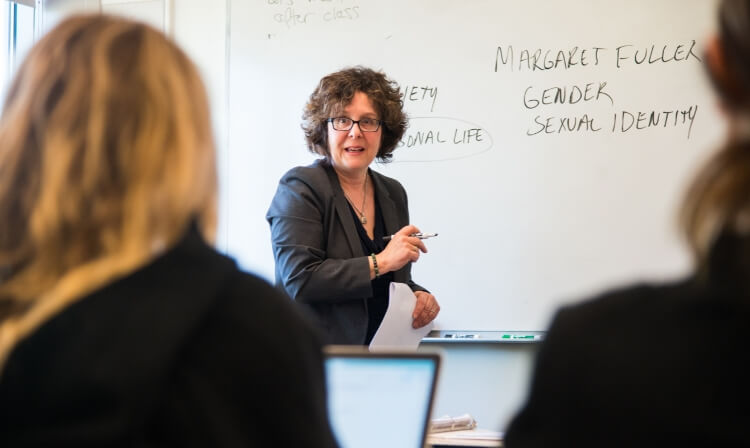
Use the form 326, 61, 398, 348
343, 175, 368, 225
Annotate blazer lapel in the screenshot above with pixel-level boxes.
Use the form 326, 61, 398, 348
370, 170, 400, 237
323, 162, 364, 257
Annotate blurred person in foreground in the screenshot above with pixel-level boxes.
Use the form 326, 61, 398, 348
506, 1, 750, 447
0, 14, 337, 447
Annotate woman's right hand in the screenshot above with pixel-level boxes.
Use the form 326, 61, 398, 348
376, 225, 428, 274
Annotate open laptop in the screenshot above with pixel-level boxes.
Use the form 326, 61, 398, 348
323, 346, 441, 448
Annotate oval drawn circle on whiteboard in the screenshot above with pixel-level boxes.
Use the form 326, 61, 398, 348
392, 116, 494, 163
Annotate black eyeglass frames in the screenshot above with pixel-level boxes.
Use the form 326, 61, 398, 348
327, 117, 382, 132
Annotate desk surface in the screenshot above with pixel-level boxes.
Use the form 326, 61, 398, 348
427, 428, 503, 447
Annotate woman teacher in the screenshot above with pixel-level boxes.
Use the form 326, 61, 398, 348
267, 66, 440, 345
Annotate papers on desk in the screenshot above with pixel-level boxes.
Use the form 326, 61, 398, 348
428, 415, 501, 447
369, 282, 433, 351
430, 414, 477, 433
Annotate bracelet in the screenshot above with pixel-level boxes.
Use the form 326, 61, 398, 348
370, 253, 380, 278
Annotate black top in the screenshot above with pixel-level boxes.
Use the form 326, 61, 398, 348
267, 160, 428, 345
504, 232, 750, 448
346, 195, 394, 344
0, 226, 338, 448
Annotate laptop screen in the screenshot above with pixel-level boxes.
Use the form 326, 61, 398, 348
324, 347, 440, 448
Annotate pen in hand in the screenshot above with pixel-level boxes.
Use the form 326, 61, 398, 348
382, 233, 438, 242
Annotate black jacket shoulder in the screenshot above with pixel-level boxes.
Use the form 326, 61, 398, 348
0, 227, 337, 448
506, 276, 750, 448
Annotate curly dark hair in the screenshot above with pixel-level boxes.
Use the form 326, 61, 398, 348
302, 66, 408, 163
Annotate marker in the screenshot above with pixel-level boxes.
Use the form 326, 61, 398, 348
443, 333, 479, 339
458, 334, 479, 339
382, 232, 438, 242
501, 334, 537, 340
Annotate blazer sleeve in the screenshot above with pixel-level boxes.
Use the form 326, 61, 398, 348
267, 167, 373, 304
157, 273, 339, 448
379, 175, 429, 294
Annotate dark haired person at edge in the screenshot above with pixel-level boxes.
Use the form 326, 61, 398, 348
505, 1, 750, 447
0, 15, 337, 447
267, 66, 440, 344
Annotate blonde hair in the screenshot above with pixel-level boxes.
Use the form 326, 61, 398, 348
680, 140, 750, 269
680, 0, 750, 270
0, 15, 217, 368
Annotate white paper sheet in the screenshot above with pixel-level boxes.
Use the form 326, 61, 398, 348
369, 282, 433, 351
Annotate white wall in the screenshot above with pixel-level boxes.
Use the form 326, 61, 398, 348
39, 0, 535, 433
43, 0, 98, 28
170, 0, 230, 250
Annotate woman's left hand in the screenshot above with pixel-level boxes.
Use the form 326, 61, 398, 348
412, 291, 440, 329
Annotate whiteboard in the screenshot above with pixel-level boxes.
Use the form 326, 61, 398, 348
221, 0, 724, 331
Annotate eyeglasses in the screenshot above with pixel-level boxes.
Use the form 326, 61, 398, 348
327, 117, 382, 132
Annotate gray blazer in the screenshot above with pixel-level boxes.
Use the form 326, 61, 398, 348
267, 159, 427, 344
